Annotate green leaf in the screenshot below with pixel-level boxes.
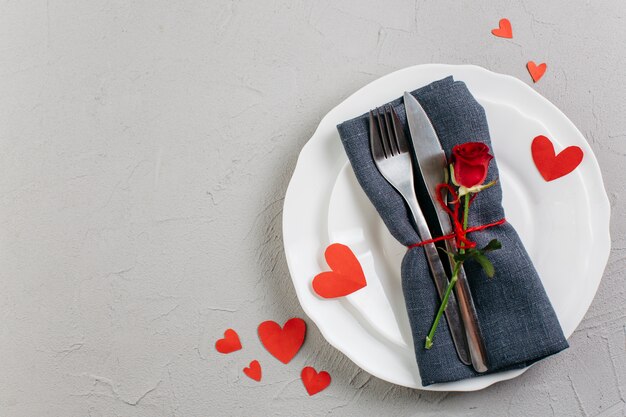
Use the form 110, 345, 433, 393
481, 239, 502, 252
436, 247, 456, 259
454, 247, 482, 263
449, 164, 458, 186
473, 253, 495, 278
453, 252, 468, 263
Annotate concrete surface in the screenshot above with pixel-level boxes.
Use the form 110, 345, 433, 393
1, 0, 625, 416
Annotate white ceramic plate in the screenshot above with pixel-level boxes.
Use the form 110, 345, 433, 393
282, 65, 610, 391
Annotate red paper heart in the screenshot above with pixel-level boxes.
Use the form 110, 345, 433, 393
215, 329, 242, 354
258, 318, 306, 364
243, 360, 262, 382
301, 366, 331, 396
531, 135, 583, 181
312, 243, 367, 298
527, 61, 547, 83
491, 18, 513, 38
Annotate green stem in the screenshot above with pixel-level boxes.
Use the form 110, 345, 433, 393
425, 192, 472, 349
459, 193, 471, 255
425, 262, 461, 349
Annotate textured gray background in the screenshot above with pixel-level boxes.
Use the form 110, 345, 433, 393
0, 0, 624, 416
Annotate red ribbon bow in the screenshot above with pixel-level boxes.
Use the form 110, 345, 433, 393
407, 183, 506, 250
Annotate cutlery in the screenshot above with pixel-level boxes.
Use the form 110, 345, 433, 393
369, 105, 471, 365
404, 91, 489, 373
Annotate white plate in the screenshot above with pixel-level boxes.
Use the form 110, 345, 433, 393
282, 65, 610, 391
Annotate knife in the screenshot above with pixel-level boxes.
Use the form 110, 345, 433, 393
404, 91, 489, 373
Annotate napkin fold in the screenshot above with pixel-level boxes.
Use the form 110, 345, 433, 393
336, 76, 568, 386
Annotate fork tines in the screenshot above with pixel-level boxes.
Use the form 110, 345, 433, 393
369, 106, 410, 160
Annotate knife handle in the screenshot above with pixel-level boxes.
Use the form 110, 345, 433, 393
445, 240, 489, 373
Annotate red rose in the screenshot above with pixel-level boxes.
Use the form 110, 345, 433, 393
451, 142, 493, 188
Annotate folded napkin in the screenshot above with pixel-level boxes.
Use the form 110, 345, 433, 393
336, 76, 568, 386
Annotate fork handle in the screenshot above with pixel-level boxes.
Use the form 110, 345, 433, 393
402, 193, 471, 366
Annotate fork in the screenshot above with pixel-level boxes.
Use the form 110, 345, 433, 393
369, 105, 471, 365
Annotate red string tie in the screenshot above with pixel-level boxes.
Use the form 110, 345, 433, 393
407, 183, 506, 250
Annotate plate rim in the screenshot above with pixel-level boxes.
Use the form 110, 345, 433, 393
282, 63, 611, 391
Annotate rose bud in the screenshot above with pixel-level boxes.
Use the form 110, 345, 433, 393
451, 142, 494, 191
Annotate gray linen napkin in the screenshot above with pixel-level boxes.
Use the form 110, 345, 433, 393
336, 76, 568, 386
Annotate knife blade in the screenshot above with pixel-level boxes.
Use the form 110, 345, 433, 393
404, 91, 489, 373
